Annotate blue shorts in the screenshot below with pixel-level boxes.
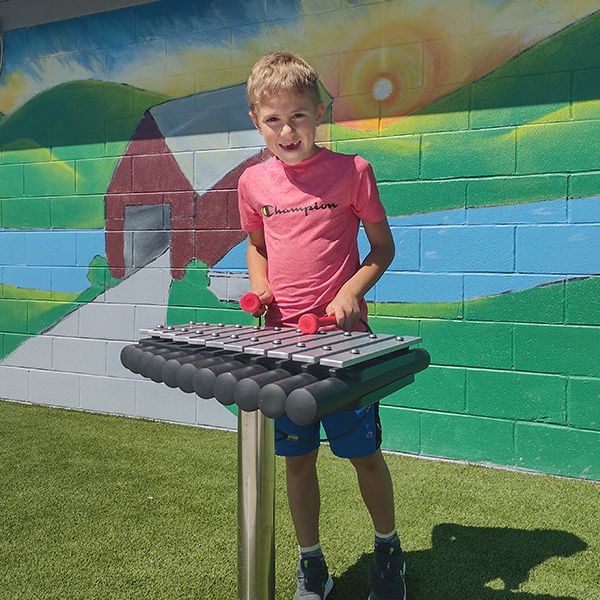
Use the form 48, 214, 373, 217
275, 403, 382, 459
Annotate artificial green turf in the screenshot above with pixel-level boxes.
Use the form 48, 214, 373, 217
1, 400, 598, 600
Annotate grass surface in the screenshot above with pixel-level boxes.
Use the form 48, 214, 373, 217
1, 400, 598, 600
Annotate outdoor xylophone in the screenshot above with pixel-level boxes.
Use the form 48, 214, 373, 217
120, 316, 429, 600
120, 322, 430, 425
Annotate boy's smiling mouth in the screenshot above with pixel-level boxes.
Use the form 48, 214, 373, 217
280, 141, 301, 151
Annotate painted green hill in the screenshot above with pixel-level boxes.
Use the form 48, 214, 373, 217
0, 80, 167, 229
168, 270, 599, 380
369, 276, 600, 377
0, 256, 121, 361
333, 9, 600, 216
371, 275, 599, 324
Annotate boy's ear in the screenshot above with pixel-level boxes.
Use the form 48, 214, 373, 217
249, 111, 261, 131
315, 102, 325, 125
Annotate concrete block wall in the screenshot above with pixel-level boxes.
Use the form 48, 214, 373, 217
0, 250, 237, 429
0, 0, 599, 480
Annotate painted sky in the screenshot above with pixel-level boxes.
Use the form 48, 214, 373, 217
1, 0, 599, 129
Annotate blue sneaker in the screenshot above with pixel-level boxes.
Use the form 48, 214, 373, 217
368, 542, 406, 600
293, 556, 334, 599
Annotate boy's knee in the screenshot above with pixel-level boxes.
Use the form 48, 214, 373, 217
285, 449, 318, 477
350, 449, 384, 473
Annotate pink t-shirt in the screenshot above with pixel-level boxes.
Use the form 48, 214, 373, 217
237, 147, 387, 326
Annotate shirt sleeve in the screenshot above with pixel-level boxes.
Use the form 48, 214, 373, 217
237, 170, 263, 232
351, 156, 387, 223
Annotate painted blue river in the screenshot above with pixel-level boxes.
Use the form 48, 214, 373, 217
1, 196, 599, 302
213, 196, 600, 303
0, 230, 105, 294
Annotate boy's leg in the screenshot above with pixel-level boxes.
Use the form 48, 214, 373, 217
324, 407, 405, 600
286, 451, 333, 599
351, 451, 406, 600
285, 449, 320, 547
349, 449, 395, 534
276, 418, 333, 599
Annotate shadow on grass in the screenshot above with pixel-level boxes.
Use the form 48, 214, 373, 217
331, 523, 587, 599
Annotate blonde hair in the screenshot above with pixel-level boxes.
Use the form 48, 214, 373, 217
246, 51, 321, 113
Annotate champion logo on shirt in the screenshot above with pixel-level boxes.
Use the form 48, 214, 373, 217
261, 201, 338, 218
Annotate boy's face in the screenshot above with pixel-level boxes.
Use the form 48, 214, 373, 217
250, 92, 325, 166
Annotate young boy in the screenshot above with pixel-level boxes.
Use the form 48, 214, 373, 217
237, 51, 405, 600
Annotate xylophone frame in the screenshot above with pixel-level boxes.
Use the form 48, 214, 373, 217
238, 409, 275, 599
134, 321, 425, 600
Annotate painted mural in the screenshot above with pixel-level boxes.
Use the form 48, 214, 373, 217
0, 0, 599, 479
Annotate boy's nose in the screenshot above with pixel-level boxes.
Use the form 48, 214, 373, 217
281, 122, 295, 135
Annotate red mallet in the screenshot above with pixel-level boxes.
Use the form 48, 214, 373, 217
239, 292, 266, 316
298, 313, 337, 335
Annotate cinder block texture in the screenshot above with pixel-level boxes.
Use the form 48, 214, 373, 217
466, 370, 566, 423
0, 165, 25, 198
2, 334, 53, 369
421, 226, 514, 273
0, 366, 29, 401
380, 180, 466, 217
80, 375, 136, 416
514, 324, 600, 377
568, 378, 600, 431
3, 0, 600, 483
387, 366, 466, 413
29, 370, 80, 408
515, 422, 600, 480
421, 129, 516, 179
135, 379, 196, 424
421, 412, 514, 465
52, 337, 106, 375
78, 303, 137, 341
106, 341, 139, 378
420, 320, 513, 369
197, 397, 237, 430
516, 225, 600, 274
379, 406, 421, 454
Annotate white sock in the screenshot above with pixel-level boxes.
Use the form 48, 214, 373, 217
300, 542, 323, 558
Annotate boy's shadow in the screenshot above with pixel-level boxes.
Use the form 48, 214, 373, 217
332, 523, 587, 599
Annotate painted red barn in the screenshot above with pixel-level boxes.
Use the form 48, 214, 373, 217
104, 84, 269, 280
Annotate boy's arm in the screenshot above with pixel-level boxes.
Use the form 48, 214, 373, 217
246, 227, 273, 312
326, 218, 395, 330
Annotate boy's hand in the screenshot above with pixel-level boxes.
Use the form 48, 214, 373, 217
252, 286, 273, 317
325, 290, 361, 331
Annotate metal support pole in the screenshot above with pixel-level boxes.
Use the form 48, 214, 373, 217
237, 409, 275, 600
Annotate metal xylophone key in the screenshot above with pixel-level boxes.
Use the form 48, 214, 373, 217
140, 322, 247, 389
